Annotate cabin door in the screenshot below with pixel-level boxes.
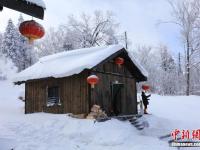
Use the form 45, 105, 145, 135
111, 83, 124, 116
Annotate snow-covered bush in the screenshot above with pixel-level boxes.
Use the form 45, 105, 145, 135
0, 54, 17, 80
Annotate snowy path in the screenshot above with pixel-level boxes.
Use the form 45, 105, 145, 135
0, 81, 199, 150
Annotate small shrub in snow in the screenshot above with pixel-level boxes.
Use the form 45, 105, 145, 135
0, 55, 17, 80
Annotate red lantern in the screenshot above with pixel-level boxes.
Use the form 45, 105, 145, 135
115, 57, 124, 67
87, 75, 99, 88
142, 85, 150, 91
19, 20, 45, 43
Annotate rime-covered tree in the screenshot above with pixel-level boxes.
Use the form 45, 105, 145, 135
135, 45, 180, 95
160, 46, 177, 95
0, 53, 17, 80
1, 19, 19, 64
134, 46, 161, 93
36, 27, 66, 56
36, 11, 120, 57
1, 16, 36, 72
167, 0, 200, 95
65, 11, 119, 48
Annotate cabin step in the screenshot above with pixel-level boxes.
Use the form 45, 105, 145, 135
114, 115, 136, 121
115, 114, 149, 131
115, 114, 141, 120
134, 123, 143, 128
131, 121, 140, 125
129, 117, 138, 122
131, 117, 149, 130
95, 117, 111, 122
128, 117, 137, 122
137, 126, 145, 130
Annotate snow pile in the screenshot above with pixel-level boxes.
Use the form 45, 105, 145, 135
0, 55, 17, 80
0, 80, 200, 149
149, 95, 200, 125
13, 45, 147, 83
25, 0, 46, 9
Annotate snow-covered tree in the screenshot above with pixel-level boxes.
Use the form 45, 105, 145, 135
37, 11, 120, 57
135, 45, 181, 95
0, 29, 17, 80
134, 46, 161, 93
1, 16, 37, 72
167, 0, 200, 95
0, 53, 17, 80
36, 27, 66, 57
1, 19, 19, 64
159, 45, 177, 95
65, 11, 119, 48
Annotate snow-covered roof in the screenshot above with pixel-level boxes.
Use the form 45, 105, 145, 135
25, 0, 46, 9
13, 45, 148, 83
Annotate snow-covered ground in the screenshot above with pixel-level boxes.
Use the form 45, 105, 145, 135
0, 80, 199, 150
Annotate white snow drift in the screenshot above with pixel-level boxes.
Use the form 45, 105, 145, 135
0, 80, 200, 150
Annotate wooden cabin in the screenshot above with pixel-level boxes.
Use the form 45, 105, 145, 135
14, 45, 147, 116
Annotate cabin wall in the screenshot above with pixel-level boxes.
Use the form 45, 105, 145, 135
90, 57, 138, 115
90, 73, 137, 115
25, 72, 89, 114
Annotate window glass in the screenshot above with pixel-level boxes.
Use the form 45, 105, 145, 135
47, 86, 60, 106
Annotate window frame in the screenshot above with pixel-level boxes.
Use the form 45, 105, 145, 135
46, 86, 61, 107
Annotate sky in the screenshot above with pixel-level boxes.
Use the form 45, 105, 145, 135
0, 0, 182, 54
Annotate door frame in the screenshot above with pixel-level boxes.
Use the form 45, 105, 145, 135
111, 82, 124, 116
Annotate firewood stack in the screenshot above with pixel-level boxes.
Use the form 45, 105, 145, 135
86, 105, 107, 119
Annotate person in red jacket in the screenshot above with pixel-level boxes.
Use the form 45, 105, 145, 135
141, 85, 151, 114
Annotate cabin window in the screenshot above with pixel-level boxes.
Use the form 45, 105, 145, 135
47, 86, 60, 106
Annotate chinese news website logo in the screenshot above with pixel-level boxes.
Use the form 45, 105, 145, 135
171, 129, 200, 147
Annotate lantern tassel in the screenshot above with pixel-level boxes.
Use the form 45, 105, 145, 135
28, 38, 34, 44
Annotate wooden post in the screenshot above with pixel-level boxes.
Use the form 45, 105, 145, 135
125, 31, 128, 50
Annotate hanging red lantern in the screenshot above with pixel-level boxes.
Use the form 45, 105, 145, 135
142, 85, 150, 91
87, 75, 99, 88
115, 57, 124, 67
19, 20, 45, 43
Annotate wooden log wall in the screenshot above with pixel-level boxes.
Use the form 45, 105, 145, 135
90, 73, 137, 115
25, 71, 89, 114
